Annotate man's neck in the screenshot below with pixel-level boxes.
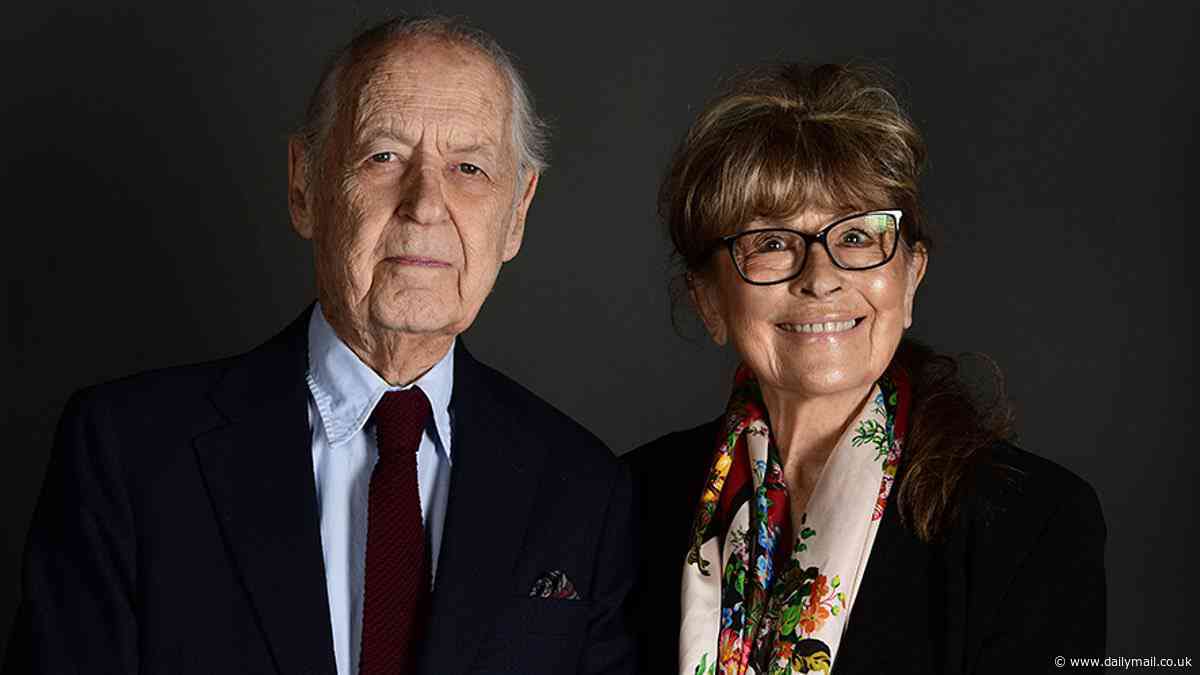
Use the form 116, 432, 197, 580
325, 311, 455, 387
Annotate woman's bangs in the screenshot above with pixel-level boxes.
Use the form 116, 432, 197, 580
704, 117, 891, 233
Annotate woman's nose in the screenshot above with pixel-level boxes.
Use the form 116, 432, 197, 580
790, 242, 843, 297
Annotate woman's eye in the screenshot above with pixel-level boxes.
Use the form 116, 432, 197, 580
457, 162, 484, 176
839, 229, 872, 246
369, 152, 394, 163
754, 236, 787, 253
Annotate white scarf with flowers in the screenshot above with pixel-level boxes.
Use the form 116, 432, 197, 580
679, 366, 907, 674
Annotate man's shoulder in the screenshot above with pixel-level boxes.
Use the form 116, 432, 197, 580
68, 308, 310, 425
68, 356, 235, 422
54, 355, 251, 464
463, 354, 617, 472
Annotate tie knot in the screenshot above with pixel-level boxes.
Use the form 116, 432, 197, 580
372, 387, 432, 460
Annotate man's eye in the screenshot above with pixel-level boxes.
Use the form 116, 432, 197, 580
457, 162, 483, 176
369, 152, 394, 163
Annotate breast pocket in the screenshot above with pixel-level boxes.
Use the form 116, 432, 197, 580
469, 597, 593, 674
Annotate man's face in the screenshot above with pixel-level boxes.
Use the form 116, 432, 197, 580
290, 37, 537, 342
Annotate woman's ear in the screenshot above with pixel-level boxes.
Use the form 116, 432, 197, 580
903, 243, 928, 329
688, 272, 728, 346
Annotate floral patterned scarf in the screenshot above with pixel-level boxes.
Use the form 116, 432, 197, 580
679, 365, 910, 675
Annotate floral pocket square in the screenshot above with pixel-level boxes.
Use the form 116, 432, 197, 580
528, 570, 581, 600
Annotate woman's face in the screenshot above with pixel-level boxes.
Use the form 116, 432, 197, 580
693, 208, 927, 400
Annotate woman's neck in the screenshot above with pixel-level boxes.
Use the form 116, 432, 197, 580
760, 383, 875, 492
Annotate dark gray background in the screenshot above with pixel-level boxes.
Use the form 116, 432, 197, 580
3, 0, 1195, 661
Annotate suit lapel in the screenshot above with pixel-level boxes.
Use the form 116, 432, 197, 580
193, 307, 338, 675
419, 341, 548, 675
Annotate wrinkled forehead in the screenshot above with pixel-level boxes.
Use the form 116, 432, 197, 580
338, 36, 512, 145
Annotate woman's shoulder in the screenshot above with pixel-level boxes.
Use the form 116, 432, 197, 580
624, 417, 723, 478
942, 442, 1107, 658
624, 417, 725, 538
959, 440, 1105, 545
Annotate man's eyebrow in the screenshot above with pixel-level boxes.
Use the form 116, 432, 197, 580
354, 126, 416, 146
352, 126, 505, 162
449, 141, 500, 159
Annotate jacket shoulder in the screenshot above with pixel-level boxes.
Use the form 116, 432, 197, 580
624, 417, 724, 541
955, 440, 1106, 616
71, 305, 310, 431
467, 357, 618, 472
966, 441, 1104, 533
71, 357, 235, 413
951, 444, 1107, 661
47, 356, 246, 484
625, 417, 722, 478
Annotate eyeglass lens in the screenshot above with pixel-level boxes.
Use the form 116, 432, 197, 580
731, 213, 898, 283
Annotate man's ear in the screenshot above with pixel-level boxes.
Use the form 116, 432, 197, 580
502, 168, 539, 262
288, 136, 316, 240
688, 272, 728, 346
903, 243, 928, 329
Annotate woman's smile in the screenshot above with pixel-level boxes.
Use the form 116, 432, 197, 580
775, 317, 865, 334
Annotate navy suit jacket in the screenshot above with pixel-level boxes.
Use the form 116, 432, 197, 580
626, 419, 1107, 674
5, 307, 637, 675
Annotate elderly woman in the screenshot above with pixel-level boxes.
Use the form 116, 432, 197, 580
627, 64, 1106, 674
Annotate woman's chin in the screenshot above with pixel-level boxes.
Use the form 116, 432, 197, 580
759, 362, 876, 400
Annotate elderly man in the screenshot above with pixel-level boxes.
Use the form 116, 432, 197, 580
5, 16, 635, 675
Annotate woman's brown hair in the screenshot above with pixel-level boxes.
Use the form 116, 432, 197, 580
660, 63, 1012, 541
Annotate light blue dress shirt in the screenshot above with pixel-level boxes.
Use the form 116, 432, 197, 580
305, 304, 454, 675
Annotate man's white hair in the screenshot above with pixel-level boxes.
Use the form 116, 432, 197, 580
296, 15, 550, 180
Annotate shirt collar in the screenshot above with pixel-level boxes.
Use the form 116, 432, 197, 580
306, 303, 454, 458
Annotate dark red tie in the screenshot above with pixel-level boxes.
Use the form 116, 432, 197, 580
360, 387, 432, 675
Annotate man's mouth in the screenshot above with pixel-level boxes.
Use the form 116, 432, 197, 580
385, 256, 451, 268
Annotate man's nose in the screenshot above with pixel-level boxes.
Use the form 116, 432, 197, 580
789, 242, 843, 298
398, 163, 448, 225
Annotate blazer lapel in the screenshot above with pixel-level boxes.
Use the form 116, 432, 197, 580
833, 460, 967, 675
193, 307, 338, 675
833, 496, 922, 673
419, 341, 548, 675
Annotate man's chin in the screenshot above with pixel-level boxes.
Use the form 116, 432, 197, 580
368, 297, 466, 338
371, 314, 457, 337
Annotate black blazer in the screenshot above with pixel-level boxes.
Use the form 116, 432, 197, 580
5, 307, 636, 675
626, 418, 1106, 674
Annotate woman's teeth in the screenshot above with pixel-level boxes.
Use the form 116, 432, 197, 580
778, 319, 858, 334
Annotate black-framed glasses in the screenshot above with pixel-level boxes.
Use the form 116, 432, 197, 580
717, 209, 903, 286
